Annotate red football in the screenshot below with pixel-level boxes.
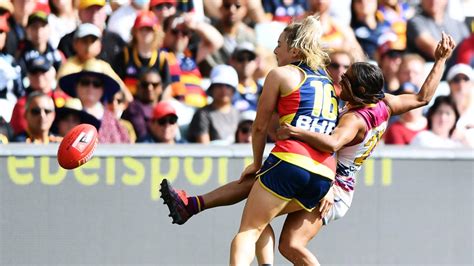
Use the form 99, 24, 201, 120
57, 123, 98, 170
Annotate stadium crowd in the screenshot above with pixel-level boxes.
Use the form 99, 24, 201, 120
0, 0, 472, 148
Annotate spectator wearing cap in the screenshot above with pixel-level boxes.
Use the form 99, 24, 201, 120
58, 0, 126, 64
57, 23, 132, 102
377, 39, 404, 93
107, 0, 150, 43
446, 64, 474, 147
59, 59, 131, 143
406, 0, 469, 62
18, 8, 63, 79
12, 91, 62, 144
139, 100, 182, 143
187, 64, 240, 144
10, 55, 68, 135
4, 0, 36, 56
51, 98, 101, 137
112, 11, 171, 96
161, 13, 223, 108
122, 69, 164, 140
0, 12, 23, 123
48, 0, 78, 48
150, 0, 177, 25
229, 42, 261, 112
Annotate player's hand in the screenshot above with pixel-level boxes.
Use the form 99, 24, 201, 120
238, 163, 260, 183
319, 186, 334, 219
434, 32, 456, 61
276, 122, 297, 140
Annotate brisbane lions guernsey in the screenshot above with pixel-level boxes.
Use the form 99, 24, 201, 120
271, 62, 338, 180
334, 100, 390, 206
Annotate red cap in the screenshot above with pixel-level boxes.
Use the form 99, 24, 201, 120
150, 0, 176, 8
152, 101, 177, 120
0, 14, 8, 32
133, 11, 158, 29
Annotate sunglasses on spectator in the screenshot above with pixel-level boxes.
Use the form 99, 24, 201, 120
171, 28, 190, 37
328, 62, 350, 70
223, 3, 242, 9
239, 126, 252, 134
154, 3, 174, 11
29, 69, 49, 75
30, 107, 54, 116
79, 78, 103, 88
153, 115, 178, 125
384, 50, 403, 59
235, 53, 255, 63
141, 81, 162, 88
451, 75, 470, 83
109, 97, 125, 104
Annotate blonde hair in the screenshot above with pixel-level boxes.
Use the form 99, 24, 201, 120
283, 15, 329, 70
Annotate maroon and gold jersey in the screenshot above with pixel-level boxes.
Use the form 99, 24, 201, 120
271, 62, 338, 180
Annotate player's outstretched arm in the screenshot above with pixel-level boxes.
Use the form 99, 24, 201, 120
384, 32, 456, 116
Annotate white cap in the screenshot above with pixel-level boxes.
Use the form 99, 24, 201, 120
446, 63, 473, 82
239, 110, 256, 122
233, 42, 256, 57
74, 23, 102, 39
209, 64, 239, 90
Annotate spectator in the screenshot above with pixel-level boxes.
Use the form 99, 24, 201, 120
161, 13, 223, 108
234, 110, 255, 144
350, 0, 391, 60
51, 98, 101, 137
262, 0, 306, 24
139, 100, 182, 143
4, 0, 36, 56
446, 63, 474, 146
410, 96, 466, 148
112, 11, 171, 96
122, 69, 163, 140
205, 0, 257, 70
187, 64, 240, 144
12, 91, 62, 143
377, 39, 403, 92
326, 49, 353, 98
384, 85, 427, 145
107, 0, 150, 43
406, 0, 469, 61
376, 0, 415, 50
58, 0, 126, 64
18, 9, 62, 78
59, 59, 131, 143
306, 0, 364, 60
106, 90, 137, 143
203, 0, 267, 24
0, 116, 13, 143
150, 0, 178, 25
229, 42, 261, 112
10, 55, 68, 135
57, 23, 132, 102
0, 13, 23, 123
48, 0, 77, 48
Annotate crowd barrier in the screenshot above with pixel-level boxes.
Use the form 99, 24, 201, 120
0, 144, 472, 265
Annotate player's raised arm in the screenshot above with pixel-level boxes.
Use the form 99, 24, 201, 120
384, 32, 456, 116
